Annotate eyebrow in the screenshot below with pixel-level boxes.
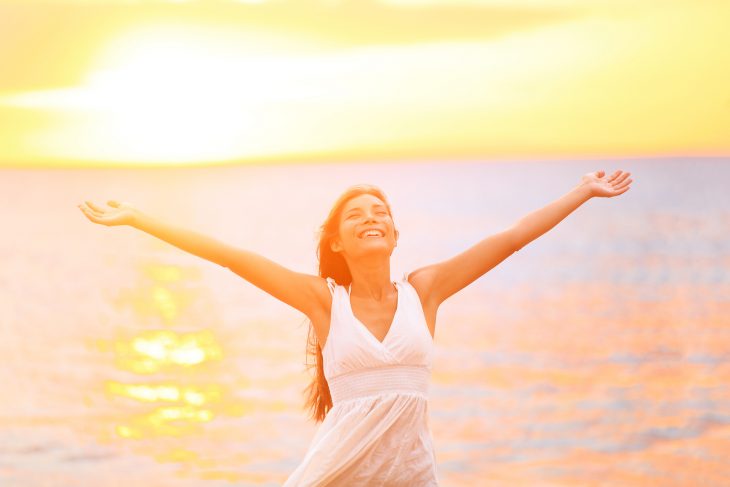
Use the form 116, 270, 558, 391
344, 204, 387, 215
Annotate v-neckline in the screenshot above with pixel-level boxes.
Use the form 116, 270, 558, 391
347, 281, 400, 346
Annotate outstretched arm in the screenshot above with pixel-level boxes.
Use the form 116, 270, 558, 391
77, 200, 328, 317
409, 170, 633, 308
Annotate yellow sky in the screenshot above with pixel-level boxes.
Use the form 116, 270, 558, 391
0, 0, 728, 167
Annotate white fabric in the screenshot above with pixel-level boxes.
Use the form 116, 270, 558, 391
283, 273, 439, 486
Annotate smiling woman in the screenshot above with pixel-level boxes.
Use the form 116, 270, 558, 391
78, 170, 633, 485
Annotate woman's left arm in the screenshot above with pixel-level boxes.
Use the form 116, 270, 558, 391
411, 170, 633, 308
511, 169, 632, 251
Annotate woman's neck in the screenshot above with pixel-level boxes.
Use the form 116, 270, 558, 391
349, 264, 394, 301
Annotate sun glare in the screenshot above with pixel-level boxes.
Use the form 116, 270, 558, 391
0, 2, 727, 165
2, 25, 332, 164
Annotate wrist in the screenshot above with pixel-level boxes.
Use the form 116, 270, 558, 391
129, 208, 145, 228
573, 183, 595, 201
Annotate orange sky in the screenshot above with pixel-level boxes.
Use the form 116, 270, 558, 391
0, 0, 728, 167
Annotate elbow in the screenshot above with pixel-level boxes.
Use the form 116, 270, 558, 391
212, 242, 240, 269
507, 226, 526, 253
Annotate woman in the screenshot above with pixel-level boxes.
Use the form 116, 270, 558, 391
78, 169, 632, 486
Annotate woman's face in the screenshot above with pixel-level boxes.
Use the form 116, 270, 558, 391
331, 193, 398, 258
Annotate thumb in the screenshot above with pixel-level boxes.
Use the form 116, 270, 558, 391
596, 170, 605, 178
107, 200, 120, 207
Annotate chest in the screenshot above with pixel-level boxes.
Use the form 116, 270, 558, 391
311, 283, 436, 351
349, 294, 398, 342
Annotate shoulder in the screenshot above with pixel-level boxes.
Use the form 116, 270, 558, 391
304, 275, 334, 318
403, 266, 437, 290
402, 266, 439, 309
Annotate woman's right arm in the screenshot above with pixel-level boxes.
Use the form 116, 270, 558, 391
78, 200, 329, 318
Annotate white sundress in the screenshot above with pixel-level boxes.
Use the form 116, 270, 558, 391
283, 274, 439, 486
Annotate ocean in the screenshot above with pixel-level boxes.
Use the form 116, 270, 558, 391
1, 157, 728, 486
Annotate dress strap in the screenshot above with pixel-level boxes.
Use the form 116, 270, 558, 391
325, 277, 337, 296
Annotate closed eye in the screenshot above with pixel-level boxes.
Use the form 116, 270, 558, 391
345, 210, 388, 219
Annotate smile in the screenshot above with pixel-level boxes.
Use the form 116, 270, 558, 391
358, 229, 385, 238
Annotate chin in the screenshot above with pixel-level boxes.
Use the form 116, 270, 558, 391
354, 243, 393, 256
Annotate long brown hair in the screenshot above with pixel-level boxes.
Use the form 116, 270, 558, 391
303, 184, 396, 423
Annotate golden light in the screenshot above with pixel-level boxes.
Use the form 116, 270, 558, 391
113, 406, 215, 439
2, 24, 330, 164
129, 330, 222, 366
105, 382, 221, 405
112, 263, 199, 325
144, 265, 187, 283
100, 330, 223, 374
0, 1, 727, 165
149, 286, 176, 322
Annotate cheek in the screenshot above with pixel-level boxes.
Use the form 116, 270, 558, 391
339, 222, 357, 243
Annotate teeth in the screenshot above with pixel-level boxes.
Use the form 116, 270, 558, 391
360, 229, 384, 238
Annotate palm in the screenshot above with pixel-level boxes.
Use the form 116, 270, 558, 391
78, 200, 137, 226
581, 170, 633, 198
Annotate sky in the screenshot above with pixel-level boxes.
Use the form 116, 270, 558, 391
0, 0, 728, 167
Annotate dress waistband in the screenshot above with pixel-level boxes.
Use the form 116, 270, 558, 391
327, 365, 431, 403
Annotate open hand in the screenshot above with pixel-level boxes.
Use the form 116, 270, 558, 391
580, 170, 633, 198
78, 200, 138, 227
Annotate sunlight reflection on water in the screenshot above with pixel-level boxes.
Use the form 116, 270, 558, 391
1, 158, 728, 486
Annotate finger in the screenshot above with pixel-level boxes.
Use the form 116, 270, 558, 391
81, 202, 103, 216
614, 178, 633, 191
78, 205, 99, 221
614, 172, 631, 184
608, 172, 627, 186
606, 170, 622, 183
108, 200, 120, 208
612, 173, 631, 187
86, 200, 106, 214
80, 206, 112, 225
